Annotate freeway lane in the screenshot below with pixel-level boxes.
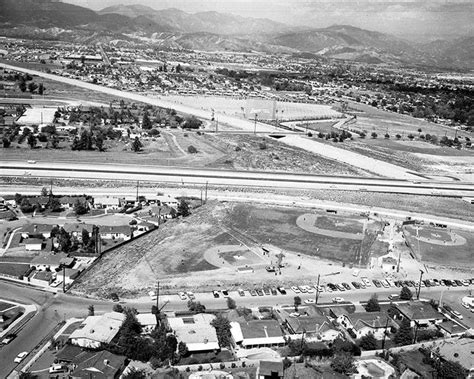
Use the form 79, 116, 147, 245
2, 161, 474, 197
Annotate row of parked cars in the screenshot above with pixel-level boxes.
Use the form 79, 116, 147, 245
175, 277, 473, 301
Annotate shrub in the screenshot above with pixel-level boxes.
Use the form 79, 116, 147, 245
396, 134, 401, 139
187, 145, 198, 154
198, 365, 203, 371
384, 133, 390, 139
258, 142, 267, 150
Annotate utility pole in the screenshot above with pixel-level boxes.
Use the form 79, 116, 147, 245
205, 181, 208, 203
381, 314, 390, 350
156, 280, 160, 311
62, 265, 66, 293
136, 180, 139, 203
417, 270, 424, 300
315, 274, 320, 304
254, 113, 257, 135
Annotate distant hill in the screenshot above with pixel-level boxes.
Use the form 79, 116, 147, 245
0, 1, 472, 69
98, 4, 290, 36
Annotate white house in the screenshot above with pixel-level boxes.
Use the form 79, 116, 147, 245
167, 313, 219, 352
24, 238, 43, 251
136, 313, 158, 334
93, 196, 120, 210
231, 320, 286, 349
69, 312, 125, 349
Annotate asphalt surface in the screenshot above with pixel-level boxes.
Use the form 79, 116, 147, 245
0, 279, 472, 377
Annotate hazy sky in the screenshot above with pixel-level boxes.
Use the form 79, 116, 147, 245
64, 0, 473, 40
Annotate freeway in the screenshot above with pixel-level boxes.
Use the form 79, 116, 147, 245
2, 160, 474, 197
0, 278, 472, 377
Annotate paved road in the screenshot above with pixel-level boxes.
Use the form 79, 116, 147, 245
1, 278, 472, 377
2, 160, 474, 198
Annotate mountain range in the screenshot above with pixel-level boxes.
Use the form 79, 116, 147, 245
0, 0, 472, 70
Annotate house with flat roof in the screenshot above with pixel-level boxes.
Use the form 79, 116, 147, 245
167, 313, 219, 352
231, 319, 285, 349
395, 301, 446, 327
93, 196, 120, 210
69, 312, 125, 349
28, 270, 54, 286
437, 320, 469, 337
136, 313, 158, 334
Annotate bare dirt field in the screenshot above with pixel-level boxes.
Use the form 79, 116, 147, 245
403, 225, 474, 268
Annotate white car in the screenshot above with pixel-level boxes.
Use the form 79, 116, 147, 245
298, 286, 307, 293
178, 292, 187, 300
14, 352, 28, 363
332, 297, 345, 303
314, 285, 324, 292
361, 278, 371, 287
304, 299, 316, 304
461, 279, 470, 286
451, 310, 463, 320
289, 312, 301, 318
186, 291, 195, 300
304, 286, 314, 293
291, 286, 301, 294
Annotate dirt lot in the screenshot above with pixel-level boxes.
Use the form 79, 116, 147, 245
403, 225, 474, 268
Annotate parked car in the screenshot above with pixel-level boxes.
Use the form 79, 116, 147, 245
14, 352, 28, 363
249, 289, 257, 296
277, 287, 287, 295
388, 294, 400, 301
178, 292, 187, 300
341, 283, 351, 290
263, 288, 271, 296
289, 312, 300, 318
304, 285, 314, 293
454, 280, 463, 287
212, 290, 220, 298
451, 310, 463, 320
1, 333, 17, 345
291, 286, 301, 294
361, 278, 371, 287
222, 290, 230, 297
298, 286, 308, 293
332, 297, 345, 303
373, 280, 382, 288
304, 299, 316, 304
394, 280, 402, 287
351, 281, 361, 289
381, 280, 390, 288
238, 289, 245, 297
335, 284, 346, 292
461, 279, 470, 286
256, 288, 264, 296
271, 288, 278, 296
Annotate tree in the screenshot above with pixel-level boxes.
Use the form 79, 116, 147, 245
57, 228, 71, 252
49, 198, 62, 212
400, 286, 413, 300
41, 187, 49, 196
178, 341, 188, 358
74, 200, 88, 215
51, 135, 60, 149
294, 296, 302, 311
38, 83, 44, 95
396, 134, 402, 139
19, 81, 27, 92
81, 229, 90, 246
187, 145, 198, 154
3, 138, 11, 148
393, 318, 413, 346
94, 133, 104, 151
371, 132, 378, 139
359, 332, 377, 350
142, 112, 152, 129
437, 359, 467, 379
187, 300, 206, 313
177, 199, 190, 217
182, 116, 202, 129
366, 294, 381, 312
27, 134, 37, 149
331, 352, 355, 374
122, 368, 147, 379
113, 304, 124, 313
28, 82, 38, 93
226, 297, 236, 309
132, 136, 142, 152
384, 133, 390, 139
88, 305, 95, 316
211, 314, 232, 348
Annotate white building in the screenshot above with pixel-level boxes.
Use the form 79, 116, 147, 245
167, 313, 219, 352
69, 312, 125, 349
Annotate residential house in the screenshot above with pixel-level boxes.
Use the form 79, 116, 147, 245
69, 350, 127, 379
26, 196, 49, 211
59, 196, 88, 210
430, 337, 474, 374
437, 320, 468, 337
63, 223, 94, 240
93, 196, 120, 210
99, 225, 132, 241
30, 252, 70, 271
284, 312, 340, 342
119, 196, 136, 207
381, 256, 398, 272
257, 360, 284, 379
231, 319, 286, 349
2, 195, 17, 207
156, 195, 178, 208
136, 313, 158, 334
395, 301, 446, 327
27, 270, 54, 286
21, 224, 51, 239
25, 238, 43, 251
339, 311, 395, 339
69, 312, 125, 349
167, 313, 219, 352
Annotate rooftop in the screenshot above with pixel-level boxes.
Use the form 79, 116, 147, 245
31, 252, 68, 265
239, 319, 284, 340
396, 301, 445, 321
167, 313, 219, 351
69, 312, 125, 344
259, 360, 284, 376
433, 337, 474, 369
348, 311, 392, 330
70, 350, 126, 379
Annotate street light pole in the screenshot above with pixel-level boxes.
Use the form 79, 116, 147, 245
315, 274, 320, 304
417, 270, 424, 300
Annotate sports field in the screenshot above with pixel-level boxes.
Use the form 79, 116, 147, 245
403, 225, 474, 267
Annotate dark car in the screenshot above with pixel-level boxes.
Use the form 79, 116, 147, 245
1, 333, 17, 345
394, 280, 402, 287
256, 288, 264, 296
277, 287, 287, 295
373, 280, 382, 288
444, 279, 453, 286
222, 290, 229, 296
423, 280, 431, 287
238, 289, 245, 297
408, 280, 416, 287
351, 281, 361, 289
342, 283, 351, 290
263, 288, 271, 296
335, 284, 346, 291
271, 288, 278, 295
454, 280, 463, 286
327, 283, 337, 291
213, 291, 220, 298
